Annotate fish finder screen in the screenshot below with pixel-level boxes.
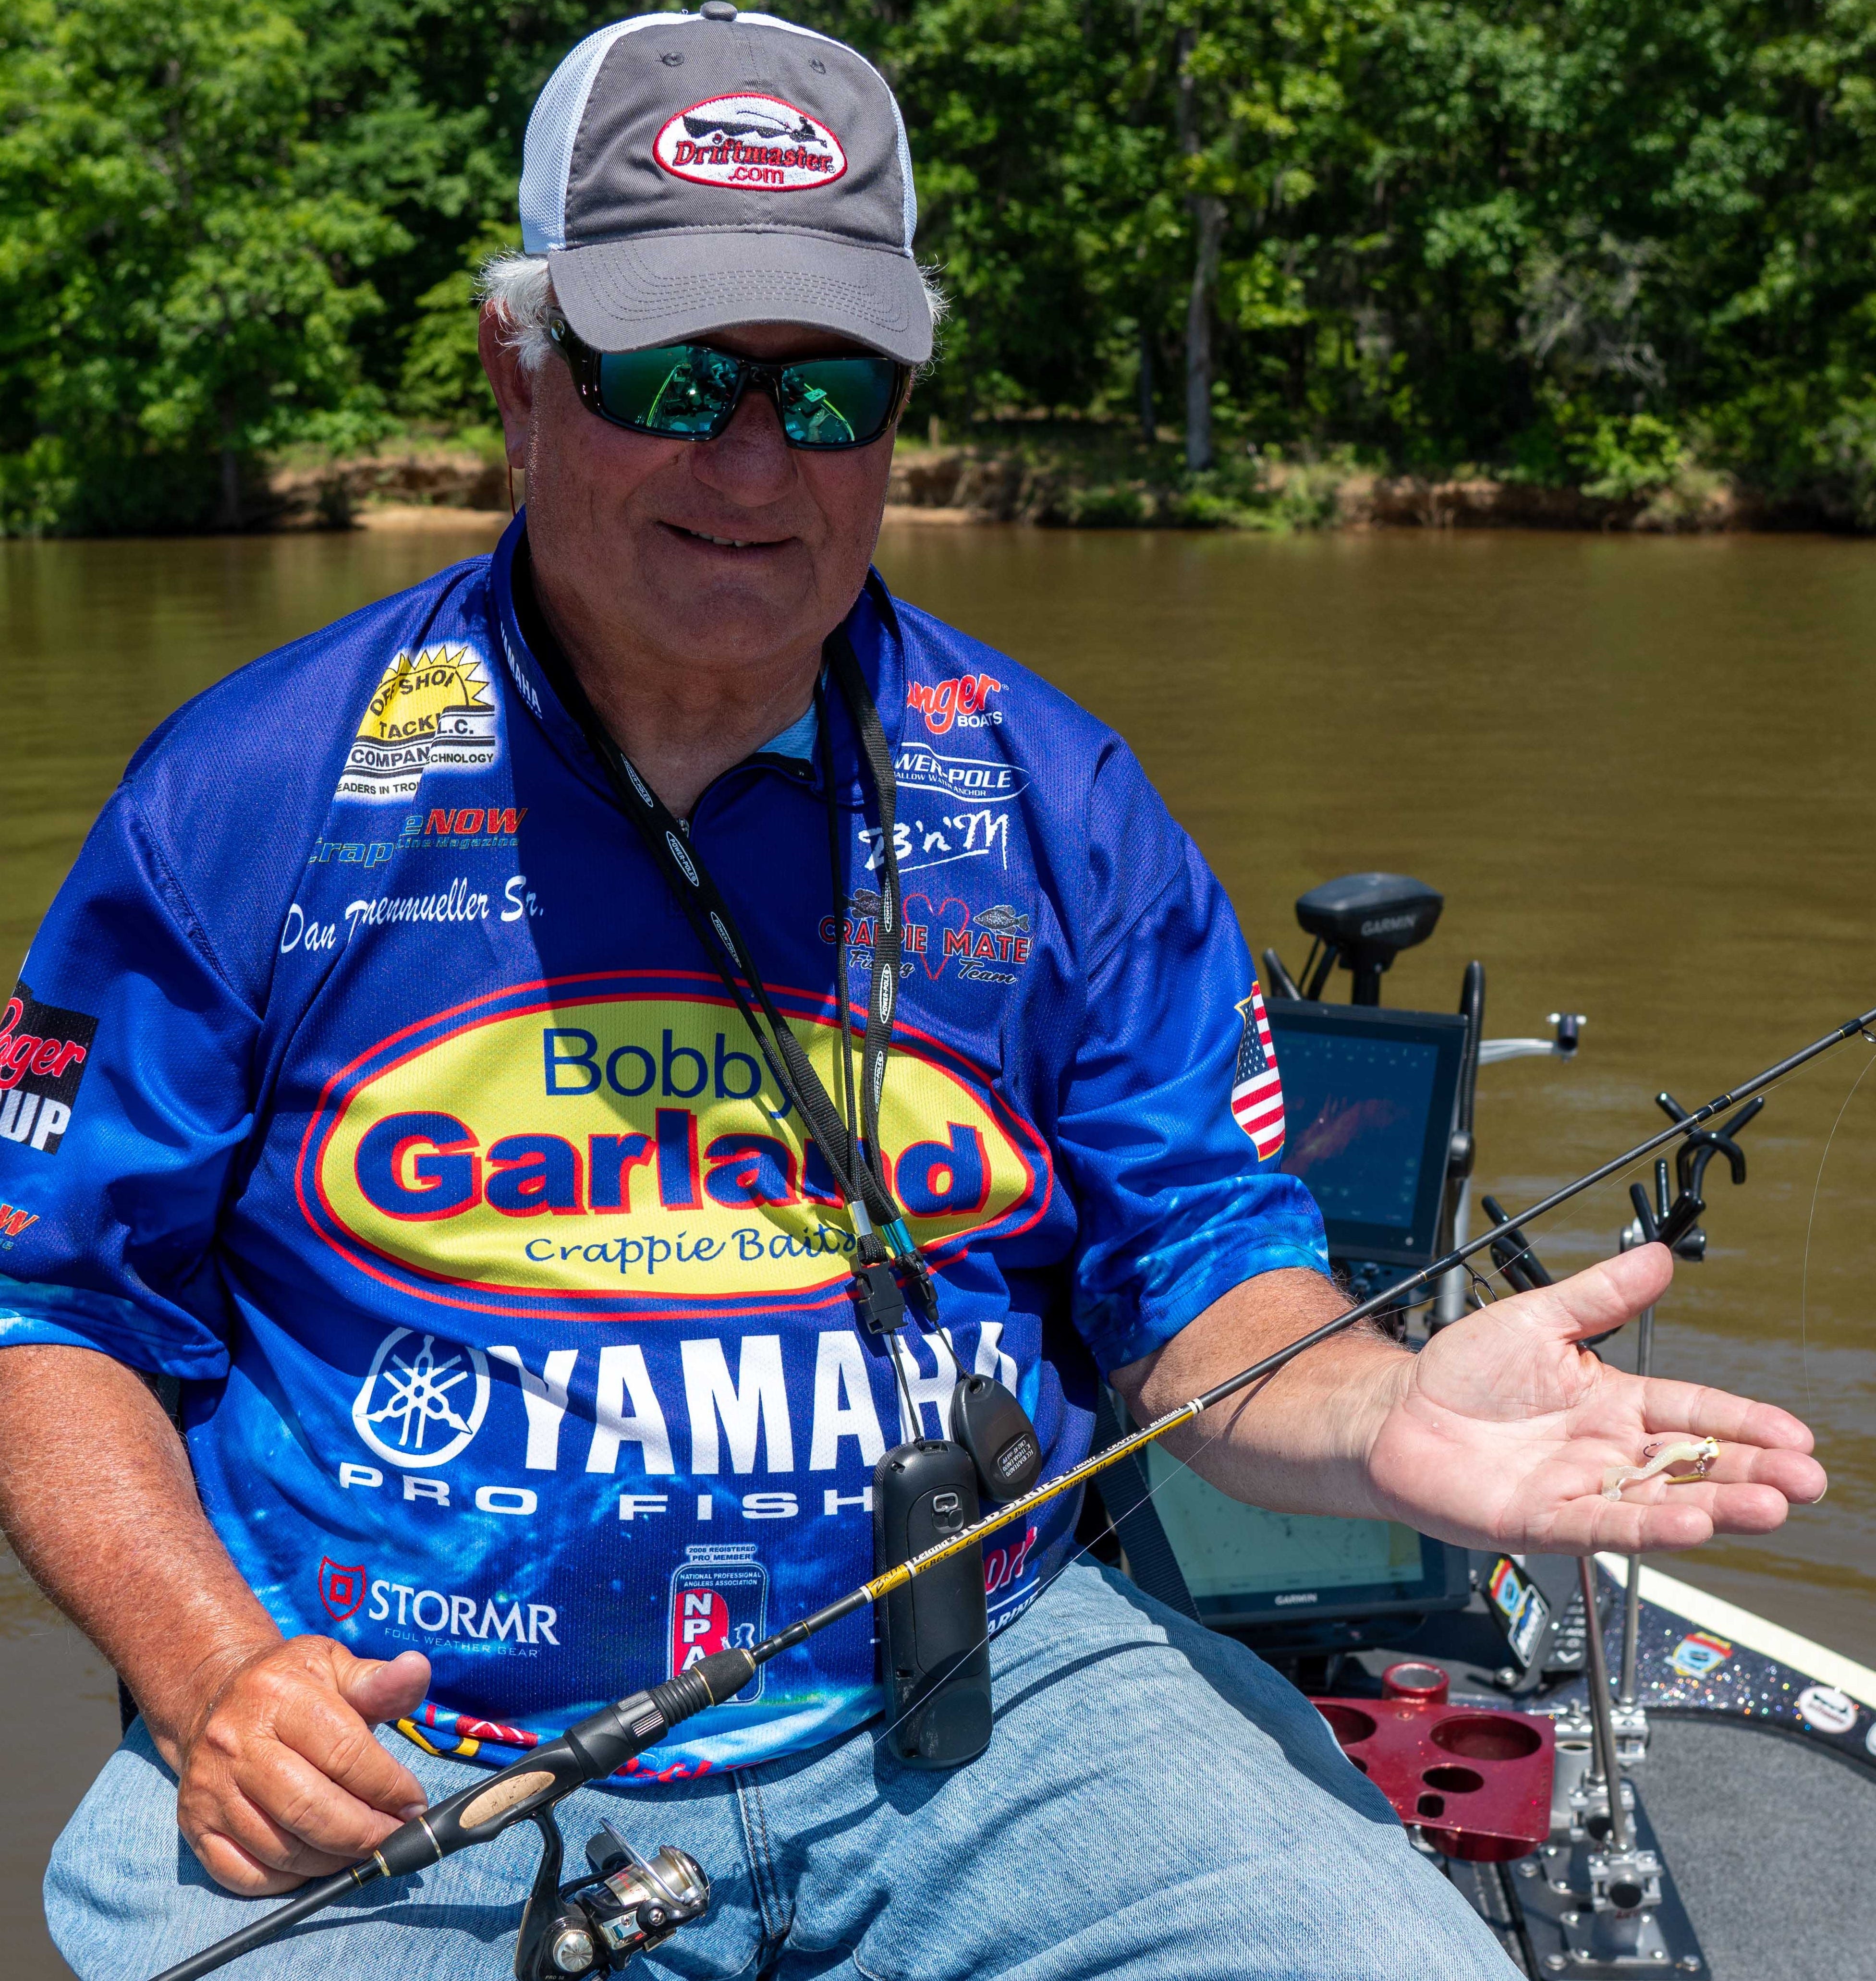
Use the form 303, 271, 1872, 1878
1143, 1444, 1425, 1600
1278, 1033, 1440, 1231
1262, 1003, 1467, 1263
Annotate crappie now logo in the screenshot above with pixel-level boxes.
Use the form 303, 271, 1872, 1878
654, 94, 847, 191
338, 646, 500, 803
299, 973, 1049, 1319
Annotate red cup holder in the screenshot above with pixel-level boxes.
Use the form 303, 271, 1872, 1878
1316, 1703, 1377, 1748
1383, 1661, 1450, 1705
1309, 1694, 1553, 1862
1430, 1715, 1543, 1762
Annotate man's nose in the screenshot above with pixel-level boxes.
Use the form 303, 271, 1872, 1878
691, 381, 796, 505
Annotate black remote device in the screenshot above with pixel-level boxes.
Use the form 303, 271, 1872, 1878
873, 1439, 993, 1769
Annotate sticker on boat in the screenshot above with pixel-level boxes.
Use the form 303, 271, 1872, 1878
1668, 1630, 1732, 1679
1795, 1683, 1858, 1736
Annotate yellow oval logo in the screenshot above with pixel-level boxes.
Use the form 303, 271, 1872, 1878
305, 978, 1046, 1316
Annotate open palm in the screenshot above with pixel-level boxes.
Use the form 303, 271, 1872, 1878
1364, 1245, 1826, 1553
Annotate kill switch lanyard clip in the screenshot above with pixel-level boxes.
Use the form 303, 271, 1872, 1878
520, 555, 937, 1336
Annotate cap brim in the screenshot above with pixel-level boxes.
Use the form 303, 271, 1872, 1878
548, 232, 933, 365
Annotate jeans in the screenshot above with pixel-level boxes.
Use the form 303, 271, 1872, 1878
47, 1562, 1515, 1981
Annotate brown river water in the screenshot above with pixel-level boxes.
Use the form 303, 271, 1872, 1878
1, 516, 1873, 1966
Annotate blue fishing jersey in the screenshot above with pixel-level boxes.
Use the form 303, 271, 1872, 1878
0, 515, 1328, 1783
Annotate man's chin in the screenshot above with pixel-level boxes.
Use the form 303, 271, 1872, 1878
633, 529, 823, 654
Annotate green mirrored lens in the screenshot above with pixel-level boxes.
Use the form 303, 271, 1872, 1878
777, 359, 900, 447
596, 345, 740, 436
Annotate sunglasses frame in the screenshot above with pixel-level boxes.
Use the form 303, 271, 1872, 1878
548, 322, 913, 452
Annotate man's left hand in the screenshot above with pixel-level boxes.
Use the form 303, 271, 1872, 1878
1365, 1242, 1826, 1552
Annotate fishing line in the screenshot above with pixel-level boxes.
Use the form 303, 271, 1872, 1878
1797, 1029, 1876, 1423
877, 1031, 1875, 1738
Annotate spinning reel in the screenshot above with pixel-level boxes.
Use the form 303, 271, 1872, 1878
515, 1814, 711, 1980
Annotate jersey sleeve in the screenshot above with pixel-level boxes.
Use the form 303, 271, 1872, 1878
0, 787, 259, 1378
1056, 811, 1330, 1377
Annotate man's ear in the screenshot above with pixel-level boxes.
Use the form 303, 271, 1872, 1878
479, 306, 536, 468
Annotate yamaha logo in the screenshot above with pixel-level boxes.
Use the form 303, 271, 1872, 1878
352, 1327, 491, 1469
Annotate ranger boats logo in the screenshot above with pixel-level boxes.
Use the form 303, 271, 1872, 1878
338, 646, 500, 803
0, 981, 96, 1156
299, 972, 1049, 1319
654, 94, 847, 192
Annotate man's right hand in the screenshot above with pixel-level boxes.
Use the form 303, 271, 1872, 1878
0, 1349, 435, 1895
161, 1638, 433, 1896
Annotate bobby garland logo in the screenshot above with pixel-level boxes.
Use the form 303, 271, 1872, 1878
352, 1327, 491, 1468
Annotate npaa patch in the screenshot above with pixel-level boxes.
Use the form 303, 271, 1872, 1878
0, 981, 97, 1155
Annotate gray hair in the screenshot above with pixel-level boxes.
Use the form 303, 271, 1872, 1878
476, 248, 946, 373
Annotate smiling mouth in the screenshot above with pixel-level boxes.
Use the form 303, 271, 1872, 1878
667, 523, 785, 550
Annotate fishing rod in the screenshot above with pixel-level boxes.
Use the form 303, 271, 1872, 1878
149, 1000, 1876, 1981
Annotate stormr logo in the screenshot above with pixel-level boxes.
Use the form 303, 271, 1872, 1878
298, 973, 1050, 1319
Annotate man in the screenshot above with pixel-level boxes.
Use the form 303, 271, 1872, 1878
3, 11, 1821, 1980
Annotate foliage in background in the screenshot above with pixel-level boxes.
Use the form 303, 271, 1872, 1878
5, 0, 1876, 530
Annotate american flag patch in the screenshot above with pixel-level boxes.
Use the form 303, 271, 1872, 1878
1230, 986, 1285, 1159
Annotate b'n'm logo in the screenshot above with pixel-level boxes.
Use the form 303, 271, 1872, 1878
299, 974, 1049, 1320
338, 646, 500, 802
654, 94, 848, 192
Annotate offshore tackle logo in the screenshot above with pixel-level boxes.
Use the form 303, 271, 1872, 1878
351, 1325, 492, 1468
299, 973, 1050, 1319
654, 94, 848, 192
338, 646, 500, 802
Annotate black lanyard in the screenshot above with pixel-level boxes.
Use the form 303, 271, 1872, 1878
517, 549, 936, 1333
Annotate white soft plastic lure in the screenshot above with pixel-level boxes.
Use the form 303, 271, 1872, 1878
1601, 1436, 1720, 1502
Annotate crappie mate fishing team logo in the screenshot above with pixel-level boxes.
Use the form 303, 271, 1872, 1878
654, 95, 848, 192
297, 972, 1050, 1321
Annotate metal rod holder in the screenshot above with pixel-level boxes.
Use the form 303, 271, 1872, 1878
1617, 1300, 1655, 1708
1577, 1556, 1631, 1852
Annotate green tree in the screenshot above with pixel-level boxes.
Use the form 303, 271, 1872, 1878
0, 0, 402, 531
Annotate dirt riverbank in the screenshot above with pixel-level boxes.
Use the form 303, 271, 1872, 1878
264, 437, 1764, 535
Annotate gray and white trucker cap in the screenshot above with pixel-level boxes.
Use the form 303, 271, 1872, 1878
519, 6, 931, 364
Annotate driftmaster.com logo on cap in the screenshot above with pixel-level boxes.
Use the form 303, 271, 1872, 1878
518, 6, 933, 364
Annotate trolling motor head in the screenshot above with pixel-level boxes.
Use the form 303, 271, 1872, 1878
1294, 873, 1444, 1004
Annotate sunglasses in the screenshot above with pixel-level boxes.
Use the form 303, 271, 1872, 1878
549, 323, 911, 450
